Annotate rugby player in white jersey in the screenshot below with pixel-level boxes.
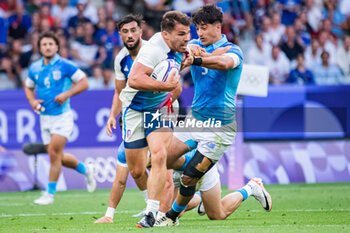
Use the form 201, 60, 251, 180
119, 11, 191, 228
94, 15, 177, 223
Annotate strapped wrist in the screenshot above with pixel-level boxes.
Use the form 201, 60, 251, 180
192, 56, 202, 66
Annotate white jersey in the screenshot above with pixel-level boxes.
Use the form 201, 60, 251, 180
114, 40, 147, 81
119, 33, 183, 112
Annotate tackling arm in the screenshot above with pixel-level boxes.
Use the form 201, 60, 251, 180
128, 62, 179, 92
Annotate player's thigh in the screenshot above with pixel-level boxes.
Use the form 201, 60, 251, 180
48, 134, 67, 159
146, 128, 173, 161
125, 147, 148, 174
201, 182, 225, 220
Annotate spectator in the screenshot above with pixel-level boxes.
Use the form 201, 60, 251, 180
261, 16, 272, 45
8, 3, 32, 40
39, 3, 54, 28
251, 0, 268, 33
304, 38, 322, 70
318, 30, 337, 64
222, 13, 239, 44
247, 33, 271, 65
31, 12, 40, 32
71, 21, 103, 76
104, 1, 119, 21
40, 18, 51, 33
279, 0, 301, 25
172, 0, 203, 15
267, 45, 290, 85
313, 51, 344, 85
95, 7, 107, 32
19, 32, 41, 82
294, 17, 311, 47
322, 0, 346, 38
25, 0, 41, 14
88, 66, 105, 89
0, 0, 17, 17
230, 0, 253, 33
267, 12, 285, 45
336, 35, 350, 83
67, 0, 91, 36
305, 0, 322, 32
82, 0, 98, 24
51, 0, 77, 28
287, 53, 315, 84
280, 26, 304, 62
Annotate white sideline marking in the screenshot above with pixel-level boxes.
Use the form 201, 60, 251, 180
0, 210, 139, 218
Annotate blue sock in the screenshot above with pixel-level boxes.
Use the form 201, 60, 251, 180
172, 201, 187, 213
47, 182, 57, 195
75, 162, 86, 175
237, 188, 248, 201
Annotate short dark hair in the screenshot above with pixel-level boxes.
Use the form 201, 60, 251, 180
192, 5, 223, 25
38, 31, 60, 52
117, 14, 143, 30
161, 11, 191, 32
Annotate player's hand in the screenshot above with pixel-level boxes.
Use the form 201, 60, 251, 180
188, 44, 205, 57
54, 92, 70, 105
106, 117, 117, 137
182, 55, 194, 67
30, 99, 45, 114
165, 70, 180, 91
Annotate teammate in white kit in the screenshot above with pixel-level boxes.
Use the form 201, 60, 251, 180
119, 11, 191, 228
24, 31, 96, 205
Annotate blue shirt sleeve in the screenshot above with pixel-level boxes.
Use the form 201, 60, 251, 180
63, 59, 79, 79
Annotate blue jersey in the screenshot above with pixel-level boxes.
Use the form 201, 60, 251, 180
120, 33, 183, 112
190, 35, 243, 125
26, 54, 84, 115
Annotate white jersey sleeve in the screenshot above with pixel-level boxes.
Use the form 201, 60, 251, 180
114, 47, 129, 80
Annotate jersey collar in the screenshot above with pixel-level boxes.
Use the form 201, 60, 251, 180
202, 34, 228, 50
41, 54, 60, 66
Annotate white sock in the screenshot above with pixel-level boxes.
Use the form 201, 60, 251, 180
242, 183, 253, 196
141, 189, 148, 203
157, 211, 165, 219
105, 207, 116, 219
145, 199, 159, 217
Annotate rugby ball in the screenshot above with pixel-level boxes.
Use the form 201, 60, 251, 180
151, 59, 180, 82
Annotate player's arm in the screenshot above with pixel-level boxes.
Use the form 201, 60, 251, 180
24, 73, 45, 113
172, 81, 182, 101
184, 53, 239, 71
128, 62, 179, 92
106, 79, 126, 137
55, 70, 88, 105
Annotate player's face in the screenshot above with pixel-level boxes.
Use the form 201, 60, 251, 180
39, 37, 58, 59
196, 22, 221, 47
166, 23, 190, 53
119, 21, 142, 51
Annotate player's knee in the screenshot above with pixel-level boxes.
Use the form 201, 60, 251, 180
181, 175, 198, 186
150, 148, 167, 167
129, 168, 144, 180
179, 184, 196, 197
117, 178, 127, 187
207, 211, 227, 220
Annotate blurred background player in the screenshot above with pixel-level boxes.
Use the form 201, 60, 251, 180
24, 31, 95, 205
119, 11, 191, 228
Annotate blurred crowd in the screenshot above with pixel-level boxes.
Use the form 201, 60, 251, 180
0, 0, 349, 90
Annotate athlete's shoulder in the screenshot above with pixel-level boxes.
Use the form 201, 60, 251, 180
115, 47, 130, 64
59, 57, 78, 68
28, 59, 42, 73
225, 42, 243, 60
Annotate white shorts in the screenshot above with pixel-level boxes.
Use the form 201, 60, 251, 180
122, 100, 179, 149
174, 120, 236, 162
173, 165, 220, 192
40, 111, 74, 145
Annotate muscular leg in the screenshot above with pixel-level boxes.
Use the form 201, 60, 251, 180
62, 153, 79, 169
146, 129, 173, 205
202, 182, 243, 220
159, 169, 174, 213
125, 147, 148, 191
47, 134, 67, 182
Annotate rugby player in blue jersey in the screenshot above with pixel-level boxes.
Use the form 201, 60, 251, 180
24, 31, 96, 205
156, 5, 272, 225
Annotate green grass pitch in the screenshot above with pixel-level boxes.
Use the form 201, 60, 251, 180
0, 183, 349, 233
